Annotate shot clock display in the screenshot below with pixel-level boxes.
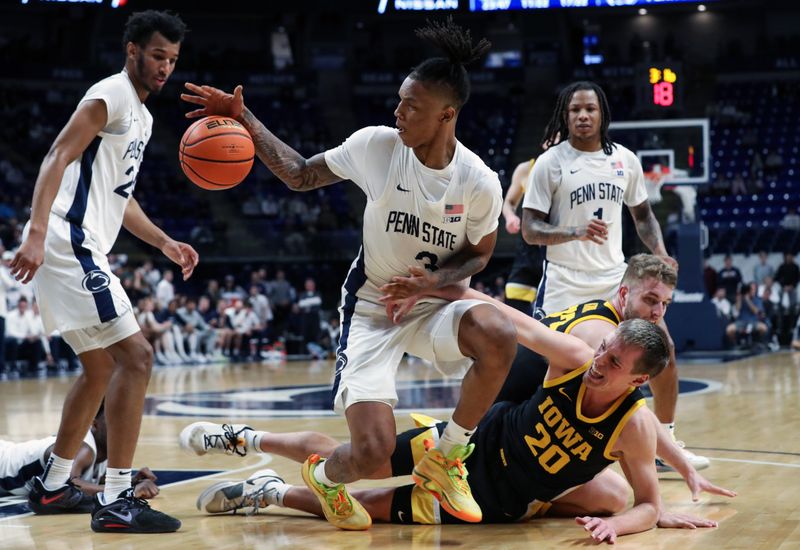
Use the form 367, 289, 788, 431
637, 62, 683, 112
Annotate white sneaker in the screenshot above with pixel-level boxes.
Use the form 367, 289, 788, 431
657, 440, 710, 472
179, 422, 255, 457
196, 469, 284, 514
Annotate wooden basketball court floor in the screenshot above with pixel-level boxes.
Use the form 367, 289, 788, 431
1, 351, 799, 549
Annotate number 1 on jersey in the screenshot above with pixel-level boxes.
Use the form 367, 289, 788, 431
592, 208, 603, 220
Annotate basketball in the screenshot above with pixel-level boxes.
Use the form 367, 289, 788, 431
179, 116, 254, 190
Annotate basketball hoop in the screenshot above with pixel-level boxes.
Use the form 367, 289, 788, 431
644, 164, 670, 204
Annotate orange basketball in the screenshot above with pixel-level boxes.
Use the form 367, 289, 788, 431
179, 116, 255, 190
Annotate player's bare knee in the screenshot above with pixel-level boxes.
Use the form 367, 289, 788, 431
351, 433, 395, 475
460, 307, 516, 368
123, 341, 154, 378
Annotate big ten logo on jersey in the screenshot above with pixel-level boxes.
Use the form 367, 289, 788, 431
523, 394, 593, 474
122, 139, 145, 161
385, 210, 458, 251
569, 182, 624, 209
442, 203, 463, 224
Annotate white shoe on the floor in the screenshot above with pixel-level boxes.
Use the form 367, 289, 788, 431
197, 469, 284, 514
179, 422, 255, 457
657, 440, 710, 472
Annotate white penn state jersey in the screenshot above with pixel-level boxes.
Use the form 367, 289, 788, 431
523, 140, 647, 271
0, 430, 98, 496
324, 126, 502, 306
51, 70, 152, 255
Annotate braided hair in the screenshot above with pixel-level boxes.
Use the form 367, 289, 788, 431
541, 81, 615, 155
410, 17, 491, 111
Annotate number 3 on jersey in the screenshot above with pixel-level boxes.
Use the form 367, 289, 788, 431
114, 165, 137, 199
415, 251, 440, 272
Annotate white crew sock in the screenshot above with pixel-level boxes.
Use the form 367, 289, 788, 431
249, 430, 270, 454
438, 418, 475, 455
42, 453, 74, 491
313, 459, 338, 488
263, 481, 290, 507
103, 467, 132, 504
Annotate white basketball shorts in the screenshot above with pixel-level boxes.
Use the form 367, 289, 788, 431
331, 299, 491, 414
534, 261, 628, 316
26, 215, 133, 334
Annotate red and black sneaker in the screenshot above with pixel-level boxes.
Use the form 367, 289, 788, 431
91, 488, 181, 533
27, 476, 94, 514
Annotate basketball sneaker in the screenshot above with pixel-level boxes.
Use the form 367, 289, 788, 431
27, 476, 94, 514
657, 440, 710, 473
90, 488, 181, 533
301, 454, 371, 530
196, 469, 284, 515
412, 439, 482, 523
179, 422, 255, 457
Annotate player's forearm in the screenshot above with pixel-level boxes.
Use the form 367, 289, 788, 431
633, 211, 668, 256
501, 201, 518, 224
522, 217, 580, 246
237, 107, 333, 192
653, 421, 692, 478
608, 501, 659, 537
433, 251, 489, 288
122, 198, 171, 250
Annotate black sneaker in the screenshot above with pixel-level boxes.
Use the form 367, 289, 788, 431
91, 488, 181, 533
27, 476, 94, 514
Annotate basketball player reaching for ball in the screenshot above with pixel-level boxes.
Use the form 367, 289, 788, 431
187, 317, 734, 543
519, 81, 706, 472
0, 403, 159, 503
9, 11, 195, 533
180, 19, 516, 530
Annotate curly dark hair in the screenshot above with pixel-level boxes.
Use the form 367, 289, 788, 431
122, 10, 187, 50
541, 81, 614, 155
410, 17, 491, 110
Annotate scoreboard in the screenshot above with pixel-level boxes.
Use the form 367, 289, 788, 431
636, 63, 683, 112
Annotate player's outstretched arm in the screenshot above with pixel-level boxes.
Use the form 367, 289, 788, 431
521, 208, 609, 247
181, 82, 341, 192
641, 407, 736, 501
122, 198, 199, 280
10, 100, 108, 284
383, 278, 593, 372
578, 410, 660, 543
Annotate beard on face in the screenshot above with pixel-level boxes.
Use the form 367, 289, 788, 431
135, 51, 161, 95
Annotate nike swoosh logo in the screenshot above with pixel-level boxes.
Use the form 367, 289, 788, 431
396, 183, 411, 192
108, 510, 133, 522
569, 168, 581, 174
398, 510, 405, 522
558, 387, 573, 402
40, 492, 64, 505
117, 471, 132, 476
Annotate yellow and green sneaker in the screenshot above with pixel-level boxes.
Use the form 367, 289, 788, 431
300, 454, 372, 530
412, 439, 482, 523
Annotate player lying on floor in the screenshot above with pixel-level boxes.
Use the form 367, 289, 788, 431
181, 317, 735, 542
0, 403, 158, 512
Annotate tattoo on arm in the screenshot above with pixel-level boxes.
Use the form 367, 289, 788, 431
630, 203, 667, 255
239, 108, 341, 191
433, 253, 487, 288
522, 210, 579, 245
432, 231, 496, 288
